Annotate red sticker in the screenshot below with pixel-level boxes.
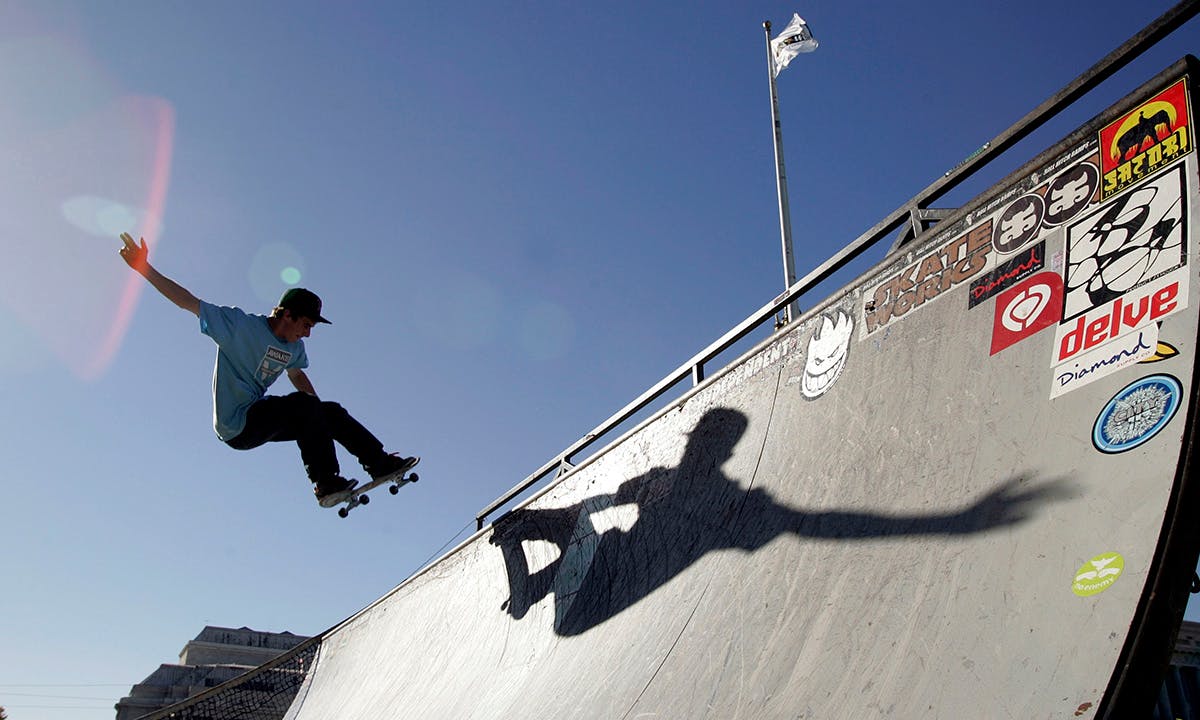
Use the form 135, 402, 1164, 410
1099, 77, 1191, 198
990, 271, 1064, 356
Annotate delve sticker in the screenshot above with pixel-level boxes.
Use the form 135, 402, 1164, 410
1092, 374, 1182, 453
1073, 552, 1125, 597
1050, 324, 1158, 399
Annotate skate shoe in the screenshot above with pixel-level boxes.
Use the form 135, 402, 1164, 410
366, 453, 420, 481
314, 475, 358, 508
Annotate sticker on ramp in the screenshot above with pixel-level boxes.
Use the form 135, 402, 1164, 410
1091, 374, 1182, 453
801, 310, 853, 400
1072, 552, 1125, 597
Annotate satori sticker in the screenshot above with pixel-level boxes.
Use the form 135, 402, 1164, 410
1092, 374, 1182, 453
1072, 552, 1125, 597
1100, 77, 1191, 198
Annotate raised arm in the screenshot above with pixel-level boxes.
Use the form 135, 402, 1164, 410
119, 233, 201, 316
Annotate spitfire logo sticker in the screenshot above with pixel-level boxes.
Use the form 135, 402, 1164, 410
1092, 374, 1182, 453
802, 311, 853, 400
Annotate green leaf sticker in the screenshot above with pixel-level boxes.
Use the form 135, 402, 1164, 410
1073, 552, 1125, 597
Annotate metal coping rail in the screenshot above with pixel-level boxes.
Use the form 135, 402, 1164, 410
475, 0, 1200, 530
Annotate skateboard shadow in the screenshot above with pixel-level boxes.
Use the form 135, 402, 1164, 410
488, 407, 1074, 637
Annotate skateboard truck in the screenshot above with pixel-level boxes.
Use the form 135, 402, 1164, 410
336, 466, 420, 518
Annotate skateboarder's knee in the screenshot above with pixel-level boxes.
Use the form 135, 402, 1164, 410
289, 391, 322, 411
319, 400, 348, 419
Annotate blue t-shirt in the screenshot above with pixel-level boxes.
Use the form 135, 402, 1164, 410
199, 301, 309, 441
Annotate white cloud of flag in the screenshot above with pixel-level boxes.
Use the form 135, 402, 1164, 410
771, 13, 818, 77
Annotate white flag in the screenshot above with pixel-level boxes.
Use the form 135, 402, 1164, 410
771, 13, 818, 78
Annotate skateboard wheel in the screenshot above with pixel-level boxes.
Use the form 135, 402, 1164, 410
338, 508, 349, 518
389, 484, 399, 495
410, 473, 419, 483
360, 494, 370, 505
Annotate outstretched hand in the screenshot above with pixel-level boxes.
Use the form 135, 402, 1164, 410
948, 476, 1076, 533
119, 232, 149, 273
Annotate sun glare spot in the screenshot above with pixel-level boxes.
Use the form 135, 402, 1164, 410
62, 195, 142, 237
249, 243, 307, 305
0, 41, 175, 381
280, 267, 302, 285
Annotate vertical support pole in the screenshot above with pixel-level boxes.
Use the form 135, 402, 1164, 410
765, 20, 800, 326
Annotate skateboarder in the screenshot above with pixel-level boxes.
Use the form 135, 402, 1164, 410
118, 232, 417, 507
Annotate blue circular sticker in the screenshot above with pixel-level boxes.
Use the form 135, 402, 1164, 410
1093, 374, 1182, 453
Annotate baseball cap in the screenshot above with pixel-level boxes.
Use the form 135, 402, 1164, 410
278, 288, 331, 324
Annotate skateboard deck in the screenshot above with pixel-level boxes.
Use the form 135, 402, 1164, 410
333, 459, 420, 518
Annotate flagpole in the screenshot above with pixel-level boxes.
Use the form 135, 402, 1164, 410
764, 20, 800, 326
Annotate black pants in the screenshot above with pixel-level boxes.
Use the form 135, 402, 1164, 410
225, 392, 385, 481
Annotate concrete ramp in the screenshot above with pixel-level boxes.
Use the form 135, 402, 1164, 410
276, 60, 1200, 719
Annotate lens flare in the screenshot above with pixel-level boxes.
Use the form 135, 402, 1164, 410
62, 195, 143, 237
281, 267, 303, 285
0, 28, 174, 380
249, 243, 308, 306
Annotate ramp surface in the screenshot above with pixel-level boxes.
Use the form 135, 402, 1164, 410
281, 62, 1200, 720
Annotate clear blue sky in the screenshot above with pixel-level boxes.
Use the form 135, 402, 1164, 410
2, 1, 1198, 717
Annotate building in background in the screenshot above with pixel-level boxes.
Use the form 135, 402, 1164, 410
115, 626, 310, 720
1157, 620, 1200, 720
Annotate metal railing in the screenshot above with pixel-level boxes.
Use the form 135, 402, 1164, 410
475, 0, 1200, 530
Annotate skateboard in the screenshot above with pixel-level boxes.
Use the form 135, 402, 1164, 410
333, 459, 420, 518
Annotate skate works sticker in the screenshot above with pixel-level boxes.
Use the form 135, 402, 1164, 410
1072, 552, 1125, 597
1092, 374, 1182, 453
1101, 77, 1191, 199
863, 221, 993, 336
990, 271, 1064, 355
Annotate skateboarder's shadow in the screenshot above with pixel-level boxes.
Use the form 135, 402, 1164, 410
488, 407, 1071, 637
